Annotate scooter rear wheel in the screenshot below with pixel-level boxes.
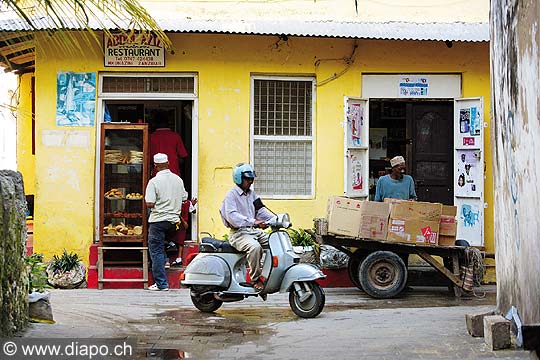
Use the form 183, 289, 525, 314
289, 281, 325, 318
190, 291, 223, 313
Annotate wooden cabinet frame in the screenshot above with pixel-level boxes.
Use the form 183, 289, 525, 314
99, 123, 149, 248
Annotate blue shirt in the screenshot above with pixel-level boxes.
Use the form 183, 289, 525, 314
374, 174, 417, 202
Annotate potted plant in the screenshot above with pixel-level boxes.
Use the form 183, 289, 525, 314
46, 249, 86, 289
288, 228, 320, 265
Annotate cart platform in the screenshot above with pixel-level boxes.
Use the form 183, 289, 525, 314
316, 231, 474, 299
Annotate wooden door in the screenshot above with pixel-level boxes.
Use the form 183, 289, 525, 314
409, 102, 453, 204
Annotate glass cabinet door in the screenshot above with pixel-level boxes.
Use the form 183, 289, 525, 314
99, 124, 148, 245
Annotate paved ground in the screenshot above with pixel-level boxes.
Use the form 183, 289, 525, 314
20, 286, 530, 359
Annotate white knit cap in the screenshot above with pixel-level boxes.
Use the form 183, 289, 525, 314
153, 153, 168, 164
390, 156, 405, 168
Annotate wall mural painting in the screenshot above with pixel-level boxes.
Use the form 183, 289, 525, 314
455, 150, 482, 197
56, 72, 97, 127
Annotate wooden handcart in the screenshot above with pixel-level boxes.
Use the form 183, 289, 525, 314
316, 232, 473, 299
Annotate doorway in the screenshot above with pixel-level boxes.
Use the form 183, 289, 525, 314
369, 100, 453, 205
104, 100, 194, 196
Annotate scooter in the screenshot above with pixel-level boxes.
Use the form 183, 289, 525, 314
180, 213, 326, 318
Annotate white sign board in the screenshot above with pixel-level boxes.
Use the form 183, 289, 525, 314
104, 33, 165, 67
398, 76, 429, 98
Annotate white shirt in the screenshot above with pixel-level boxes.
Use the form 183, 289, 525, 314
145, 169, 188, 223
220, 185, 273, 228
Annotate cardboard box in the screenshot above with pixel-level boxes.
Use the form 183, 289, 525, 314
390, 201, 443, 221
438, 235, 456, 246
358, 201, 390, 240
440, 205, 457, 236
387, 218, 440, 245
327, 196, 363, 237
386, 200, 442, 245
327, 197, 390, 239
439, 205, 457, 246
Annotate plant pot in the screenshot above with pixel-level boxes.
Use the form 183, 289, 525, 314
46, 261, 86, 289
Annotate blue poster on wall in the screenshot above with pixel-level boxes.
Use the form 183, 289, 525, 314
469, 107, 480, 136
455, 198, 483, 246
56, 72, 96, 126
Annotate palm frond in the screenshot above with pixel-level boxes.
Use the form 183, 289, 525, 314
1, 0, 173, 72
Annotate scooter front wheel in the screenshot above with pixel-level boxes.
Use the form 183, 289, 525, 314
289, 281, 325, 318
190, 291, 223, 313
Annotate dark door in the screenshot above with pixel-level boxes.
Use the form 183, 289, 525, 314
408, 102, 453, 204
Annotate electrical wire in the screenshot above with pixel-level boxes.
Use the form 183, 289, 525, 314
315, 40, 358, 87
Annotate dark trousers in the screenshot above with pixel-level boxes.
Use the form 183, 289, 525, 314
148, 221, 175, 288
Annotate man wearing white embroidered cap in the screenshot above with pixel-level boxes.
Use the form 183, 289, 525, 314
374, 155, 417, 202
145, 153, 187, 291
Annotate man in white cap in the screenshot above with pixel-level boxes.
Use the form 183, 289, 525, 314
374, 155, 417, 202
145, 153, 188, 291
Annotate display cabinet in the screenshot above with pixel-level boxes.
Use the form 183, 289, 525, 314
99, 123, 149, 249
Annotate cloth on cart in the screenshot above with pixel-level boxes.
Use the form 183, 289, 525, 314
319, 245, 348, 269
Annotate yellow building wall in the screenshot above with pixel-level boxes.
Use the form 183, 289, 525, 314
31, 33, 492, 277
16, 73, 35, 195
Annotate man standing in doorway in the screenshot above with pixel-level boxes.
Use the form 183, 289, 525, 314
374, 155, 417, 202
149, 115, 190, 266
145, 153, 188, 291
150, 117, 188, 178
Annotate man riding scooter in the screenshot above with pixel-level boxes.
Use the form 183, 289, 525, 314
219, 163, 273, 291
182, 162, 326, 317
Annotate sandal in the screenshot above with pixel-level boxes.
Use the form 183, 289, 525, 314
252, 277, 265, 292
240, 277, 265, 291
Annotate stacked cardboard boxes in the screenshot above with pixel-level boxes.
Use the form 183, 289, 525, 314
386, 200, 442, 245
326, 196, 458, 247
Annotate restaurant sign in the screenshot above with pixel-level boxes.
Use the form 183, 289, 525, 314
104, 33, 165, 67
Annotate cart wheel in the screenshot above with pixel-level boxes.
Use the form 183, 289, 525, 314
359, 251, 407, 299
347, 250, 369, 290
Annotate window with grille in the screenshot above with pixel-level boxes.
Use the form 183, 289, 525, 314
252, 77, 314, 197
101, 76, 194, 94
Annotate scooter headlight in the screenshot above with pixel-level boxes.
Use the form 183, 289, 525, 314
278, 213, 291, 229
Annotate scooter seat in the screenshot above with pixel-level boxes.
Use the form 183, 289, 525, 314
200, 238, 241, 253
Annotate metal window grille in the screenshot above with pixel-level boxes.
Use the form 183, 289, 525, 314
254, 140, 312, 196
254, 79, 312, 136
253, 79, 313, 197
102, 76, 194, 94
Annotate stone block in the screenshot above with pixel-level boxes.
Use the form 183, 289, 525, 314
465, 310, 495, 337
484, 315, 511, 350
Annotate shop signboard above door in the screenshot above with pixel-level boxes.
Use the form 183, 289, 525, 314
398, 75, 429, 98
104, 32, 165, 67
